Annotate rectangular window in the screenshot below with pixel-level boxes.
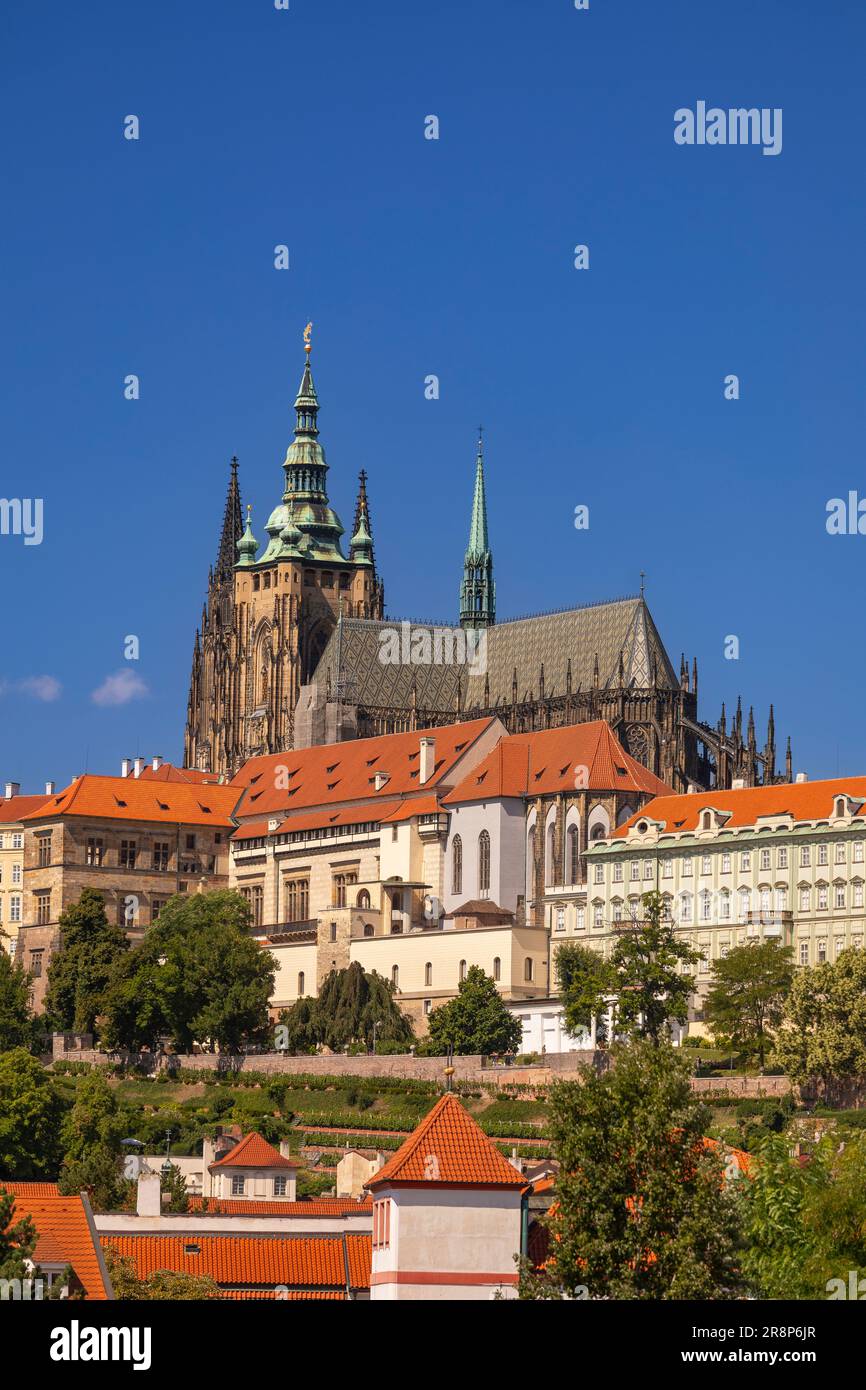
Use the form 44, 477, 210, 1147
10, 896, 21, 923
575, 907, 586, 931
186, 834, 196, 851
662, 860, 672, 879
120, 840, 137, 869
721, 853, 731, 874
855, 883, 864, 909
273, 1176, 287, 1196
835, 884, 846, 909
643, 860, 653, 880
854, 843, 864, 864
700, 855, 711, 875
777, 847, 788, 869
12, 863, 22, 884
818, 886, 828, 910
760, 848, 771, 871
800, 886, 811, 911
12, 834, 22, 850
799, 941, 809, 966
594, 864, 603, 884
332, 871, 358, 908
740, 852, 751, 872
613, 862, 623, 883
285, 878, 310, 922
85, 837, 104, 867
35, 891, 51, 926
593, 904, 603, 929
555, 906, 565, 932
836, 843, 846, 864
251, 885, 263, 928
231, 1176, 245, 1196
817, 941, 827, 963
29, 949, 44, 978
800, 845, 811, 867
153, 842, 170, 871
37, 834, 52, 868
682, 858, 693, 877
629, 861, 639, 881
818, 844, 828, 866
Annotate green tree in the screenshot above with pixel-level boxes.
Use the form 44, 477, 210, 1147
160, 1161, 189, 1213
102, 891, 275, 1053
0, 1049, 63, 1178
704, 938, 794, 1066
103, 1247, 220, 1300
44, 889, 129, 1036
0, 1186, 37, 1283
425, 965, 522, 1056
58, 1070, 129, 1211
555, 942, 613, 1044
0, 950, 36, 1052
278, 962, 414, 1053
741, 1131, 866, 1299
522, 1041, 744, 1300
773, 947, 866, 1083
609, 891, 700, 1043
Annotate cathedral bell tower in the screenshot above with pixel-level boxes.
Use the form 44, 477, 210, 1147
183, 326, 385, 775
459, 431, 495, 629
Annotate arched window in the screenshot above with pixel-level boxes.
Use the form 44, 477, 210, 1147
567, 825, 580, 885
590, 823, 606, 841
424, 962, 432, 987
357, 889, 371, 909
524, 957, 534, 983
391, 964, 399, 988
478, 830, 491, 893
526, 825, 536, 895
545, 822, 556, 887
391, 891, 403, 912
492, 956, 501, 982
452, 835, 463, 896
459, 959, 467, 982
363, 923, 374, 937
297, 972, 305, 995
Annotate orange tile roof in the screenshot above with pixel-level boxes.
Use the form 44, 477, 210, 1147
231, 820, 273, 842
209, 1133, 301, 1170
443, 722, 672, 805
366, 1094, 528, 1190
103, 1233, 371, 1291
222, 1288, 346, 1299
702, 1137, 753, 1178
377, 795, 442, 823
0, 1187, 112, 1299
230, 718, 496, 820
612, 776, 866, 839
0, 794, 51, 823
188, 1197, 371, 1216
21, 775, 241, 827
0, 1181, 60, 1196
232, 802, 407, 840
130, 764, 222, 784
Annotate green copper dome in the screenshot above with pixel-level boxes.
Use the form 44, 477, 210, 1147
236, 506, 259, 567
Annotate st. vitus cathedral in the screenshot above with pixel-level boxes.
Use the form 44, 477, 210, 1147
184, 331, 788, 793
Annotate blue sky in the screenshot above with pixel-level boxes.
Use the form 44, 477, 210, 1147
1, 0, 864, 790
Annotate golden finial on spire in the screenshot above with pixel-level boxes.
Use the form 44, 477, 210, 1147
303, 321, 313, 354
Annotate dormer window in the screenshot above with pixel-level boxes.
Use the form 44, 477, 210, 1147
701, 811, 712, 831
637, 821, 648, 834
835, 796, 848, 818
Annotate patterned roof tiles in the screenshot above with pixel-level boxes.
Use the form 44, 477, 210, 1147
209, 1133, 301, 1170
366, 1094, 528, 1190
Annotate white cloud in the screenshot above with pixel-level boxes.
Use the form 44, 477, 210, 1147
17, 675, 62, 702
91, 669, 149, 708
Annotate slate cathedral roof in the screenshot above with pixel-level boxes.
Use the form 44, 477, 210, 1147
313, 596, 678, 712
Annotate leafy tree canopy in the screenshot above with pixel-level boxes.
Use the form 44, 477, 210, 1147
555, 942, 614, 1044
102, 891, 275, 1053
0, 950, 37, 1053
0, 1187, 37, 1283
44, 888, 129, 1035
609, 891, 700, 1043
278, 962, 414, 1053
104, 1247, 220, 1300
773, 947, 866, 1083
704, 938, 794, 1066
521, 1040, 744, 1300
0, 1049, 63, 1179
425, 965, 522, 1056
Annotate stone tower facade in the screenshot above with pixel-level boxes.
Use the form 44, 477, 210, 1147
184, 341, 385, 776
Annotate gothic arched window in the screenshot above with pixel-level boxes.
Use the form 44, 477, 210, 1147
452, 835, 463, 896
478, 830, 491, 893
567, 825, 580, 885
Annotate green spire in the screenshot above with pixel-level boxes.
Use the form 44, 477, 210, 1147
236, 504, 259, 567
459, 430, 495, 629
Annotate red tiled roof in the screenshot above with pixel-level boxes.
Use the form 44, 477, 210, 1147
21, 775, 240, 827
103, 1233, 371, 1291
230, 719, 497, 819
130, 764, 222, 784
0, 1181, 60, 1196
366, 1094, 528, 1190
222, 1288, 346, 1299
233, 802, 406, 840
188, 1197, 371, 1216
443, 722, 671, 805
377, 795, 442, 823
231, 820, 273, 842
0, 795, 51, 824
703, 1137, 752, 1178
612, 776, 866, 839
0, 1187, 112, 1299
209, 1133, 301, 1170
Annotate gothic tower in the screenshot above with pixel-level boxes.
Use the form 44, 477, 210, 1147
184, 330, 385, 775
459, 432, 495, 628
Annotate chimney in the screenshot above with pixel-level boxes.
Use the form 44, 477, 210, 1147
419, 736, 435, 786
795, 772, 808, 784
152, 755, 163, 772
374, 771, 390, 791
136, 1170, 161, 1218
731, 778, 745, 791
45, 780, 55, 796
121, 758, 131, 778
4, 782, 20, 800
279, 1140, 292, 1159
133, 757, 144, 779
